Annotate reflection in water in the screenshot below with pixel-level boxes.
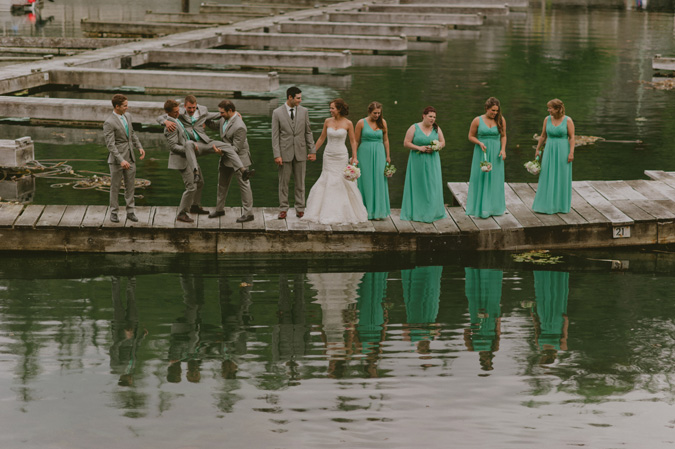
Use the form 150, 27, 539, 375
167, 274, 204, 383
532, 271, 569, 364
273, 274, 308, 383
308, 272, 363, 378
463, 268, 503, 371
355, 272, 389, 378
109, 276, 146, 387
402, 266, 442, 355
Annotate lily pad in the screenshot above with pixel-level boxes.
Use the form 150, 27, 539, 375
511, 250, 563, 265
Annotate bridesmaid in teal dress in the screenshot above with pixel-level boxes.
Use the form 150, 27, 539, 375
402, 265, 442, 345
400, 106, 447, 222
355, 102, 391, 219
532, 99, 576, 214
466, 97, 507, 218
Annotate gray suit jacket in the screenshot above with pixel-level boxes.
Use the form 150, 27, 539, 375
104, 112, 143, 165
271, 104, 315, 162
208, 114, 252, 168
157, 104, 221, 144
165, 117, 193, 170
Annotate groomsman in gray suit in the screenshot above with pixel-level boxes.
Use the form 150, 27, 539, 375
206, 100, 255, 223
271, 86, 315, 219
159, 94, 254, 215
103, 94, 145, 223
163, 99, 208, 223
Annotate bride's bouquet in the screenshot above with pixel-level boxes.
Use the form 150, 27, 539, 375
524, 156, 541, 175
384, 163, 396, 178
429, 139, 442, 151
480, 160, 492, 172
344, 164, 361, 182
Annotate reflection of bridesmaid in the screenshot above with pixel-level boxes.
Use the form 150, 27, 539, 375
356, 272, 389, 377
402, 266, 442, 352
532, 271, 569, 364
463, 268, 502, 371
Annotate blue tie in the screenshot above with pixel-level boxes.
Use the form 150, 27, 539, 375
120, 115, 129, 136
191, 116, 200, 141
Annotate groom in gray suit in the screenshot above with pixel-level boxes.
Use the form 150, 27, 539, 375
103, 94, 145, 223
271, 86, 315, 219
206, 100, 255, 223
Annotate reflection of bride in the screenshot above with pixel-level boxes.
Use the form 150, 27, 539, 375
308, 272, 365, 361
303, 98, 368, 225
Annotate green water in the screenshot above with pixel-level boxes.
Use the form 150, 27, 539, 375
1, 250, 675, 448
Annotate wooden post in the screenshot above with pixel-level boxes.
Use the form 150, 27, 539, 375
181, 0, 189, 13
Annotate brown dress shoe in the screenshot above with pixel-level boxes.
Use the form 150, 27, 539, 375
296, 211, 304, 218
176, 212, 194, 223
278, 211, 287, 219
190, 205, 209, 215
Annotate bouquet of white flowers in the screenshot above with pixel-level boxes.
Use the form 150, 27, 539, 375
384, 163, 397, 178
480, 152, 492, 172
344, 164, 361, 182
524, 156, 541, 175
429, 140, 442, 151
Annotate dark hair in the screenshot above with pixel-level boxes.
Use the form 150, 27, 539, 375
485, 97, 505, 136
184, 94, 197, 105
286, 86, 302, 99
422, 106, 438, 131
111, 94, 127, 108
163, 99, 179, 113
331, 98, 349, 117
218, 99, 236, 112
368, 101, 385, 133
547, 98, 565, 118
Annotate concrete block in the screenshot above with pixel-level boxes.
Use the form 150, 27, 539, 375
366, 4, 509, 15
327, 12, 484, 27
219, 32, 407, 53
278, 20, 449, 41
0, 176, 35, 203
147, 49, 352, 69
0, 137, 34, 167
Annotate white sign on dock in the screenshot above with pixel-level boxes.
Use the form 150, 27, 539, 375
613, 226, 631, 239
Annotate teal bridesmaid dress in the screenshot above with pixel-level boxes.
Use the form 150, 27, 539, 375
534, 271, 569, 350
464, 268, 503, 353
400, 124, 447, 222
356, 119, 391, 219
532, 116, 573, 214
356, 272, 388, 354
465, 117, 506, 218
402, 265, 442, 342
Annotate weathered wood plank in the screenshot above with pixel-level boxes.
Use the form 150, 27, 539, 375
370, 216, 398, 233
519, 183, 566, 226
175, 209, 199, 229
447, 181, 469, 209
242, 207, 265, 231
469, 215, 501, 231
606, 180, 649, 201
493, 211, 523, 229
410, 220, 439, 234
308, 221, 332, 232
220, 207, 243, 230
126, 206, 153, 228
434, 209, 460, 234
556, 208, 588, 225
635, 200, 675, 220
504, 183, 543, 228
644, 170, 675, 189
352, 220, 376, 233
332, 223, 354, 232
447, 206, 478, 232
197, 209, 220, 229
81, 205, 107, 228
102, 208, 127, 228
152, 206, 177, 229
625, 179, 675, 201
611, 200, 656, 221
390, 209, 415, 233
0, 203, 24, 227
573, 181, 633, 225
263, 208, 288, 231
570, 190, 608, 224
36, 205, 67, 228
58, 205, 87, 228
286, 211, 309, 231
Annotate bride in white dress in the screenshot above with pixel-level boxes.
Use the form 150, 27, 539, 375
303, 99, 368, 225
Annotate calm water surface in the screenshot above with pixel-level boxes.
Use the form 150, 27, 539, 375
1, 250, 675, 448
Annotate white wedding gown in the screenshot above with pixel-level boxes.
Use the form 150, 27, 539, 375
304, 127, 368, 225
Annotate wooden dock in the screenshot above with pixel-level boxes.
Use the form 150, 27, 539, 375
1, 172, 674, 254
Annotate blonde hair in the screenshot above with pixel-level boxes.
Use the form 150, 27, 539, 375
547, 99, 565, 118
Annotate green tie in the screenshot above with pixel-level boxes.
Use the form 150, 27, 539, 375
222, 120, 228, 134
191, 116, 200, 141
120, 115, 129, 136
177, 120, 189, 139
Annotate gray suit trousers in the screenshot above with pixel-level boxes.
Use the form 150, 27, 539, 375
178, 167, 204, 214
278, 159, 306, 212
109, 163, 136, 214
216, 161, 253, 216
193, 140, 243, 170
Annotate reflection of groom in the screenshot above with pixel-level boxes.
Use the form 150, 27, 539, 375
271, 86, 315, 219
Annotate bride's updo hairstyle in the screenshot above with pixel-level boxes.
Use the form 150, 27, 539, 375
423, 106, 438, 131
332, 98, 349, 117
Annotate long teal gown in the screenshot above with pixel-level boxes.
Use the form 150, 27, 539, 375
465, 117, 505, 218
534, 271, 569, 350
356, 119, 391, 219
464, 268, 503, 353
402, 266, 442, 342
356, 272, 388, 354
400, 124, 447, 222
532, 116, 573, 214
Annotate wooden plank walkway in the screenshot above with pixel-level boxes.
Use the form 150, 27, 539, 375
0, 174, 674, 253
